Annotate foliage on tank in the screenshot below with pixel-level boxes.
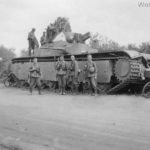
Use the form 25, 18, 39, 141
42, 17, 91, 45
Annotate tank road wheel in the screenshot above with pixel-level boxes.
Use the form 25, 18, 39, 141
142, 82, 150, 98
114, 59, 131, 82
114, 59, 141, 82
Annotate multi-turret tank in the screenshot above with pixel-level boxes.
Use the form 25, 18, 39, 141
10, 17, 150, 96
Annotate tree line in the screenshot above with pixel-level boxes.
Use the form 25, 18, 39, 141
0, 45, 16, 77
89, 33, 150, 53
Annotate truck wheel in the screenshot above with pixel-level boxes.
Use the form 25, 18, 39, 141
142, 82, 150, 98
4, 78, 10, 87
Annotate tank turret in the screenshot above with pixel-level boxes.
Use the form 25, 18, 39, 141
35, 17, 96, 57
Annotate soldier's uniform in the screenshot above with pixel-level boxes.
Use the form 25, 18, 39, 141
55, 59, 59, 80
68, 60, 79, 92
40, 34, 47, 46
29, 62, 41, 94
55, 60, 67, 95
28, 30, 39, 56
84, 61, 97, 95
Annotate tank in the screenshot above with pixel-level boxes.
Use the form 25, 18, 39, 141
10, 17, 150, 96
11, 45, 150, 95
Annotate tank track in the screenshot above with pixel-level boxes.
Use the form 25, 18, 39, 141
107, 80, 130, 94
107, 59, 142, 94
129, 61, 141, 80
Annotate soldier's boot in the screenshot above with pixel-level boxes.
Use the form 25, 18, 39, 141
91, 88, 94, 96
38, 90, 42, 95
62, 87, 65, 95
72, 84, 77, 95
93, 87, 97, 96
38, 87, 42, 95
60, 88, 63, 95
70, 84, 73, 95
29, 87, 32, 95
91, 88, 97, 96
60, 89, 62, 95
94, 89, 97, 96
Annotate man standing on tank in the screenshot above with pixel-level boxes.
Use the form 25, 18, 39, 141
68, 55, 79, 93
84, 54, 97, 96
29, 57, 42, 95
55, 56, 67, 95
40, 31, 47, 46
28, 28, 39, 56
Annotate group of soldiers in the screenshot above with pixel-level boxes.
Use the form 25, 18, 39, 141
29, 54, 97, 96
28, 19, 70, 56
28, 28, 47, 56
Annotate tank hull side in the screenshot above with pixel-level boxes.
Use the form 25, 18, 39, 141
11, 62, 31, 80
11, 50, 150, 94
40, 62, 57, 81
11, 60, 113, 84
11, 62, 57, 82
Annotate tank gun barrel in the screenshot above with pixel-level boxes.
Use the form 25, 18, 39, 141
82, 32, 91, 41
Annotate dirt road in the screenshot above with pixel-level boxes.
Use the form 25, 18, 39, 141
0, 85, 150, 150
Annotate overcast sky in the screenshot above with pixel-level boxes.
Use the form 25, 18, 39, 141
0, 0, 150, 55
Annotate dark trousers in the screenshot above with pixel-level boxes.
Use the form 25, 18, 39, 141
28, 39, 35, 56
29, 77, 41, 94
57, 75, 66, 93
69, 75, 78, 92
88, 76, 97, 94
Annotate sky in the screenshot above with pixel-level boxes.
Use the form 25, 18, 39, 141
0, 0, 150, 55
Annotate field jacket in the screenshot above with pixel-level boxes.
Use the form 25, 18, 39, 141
84, 61, 97, 77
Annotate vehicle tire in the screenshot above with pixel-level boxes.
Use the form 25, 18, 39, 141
142, 82, 150, 98
4, 78, 10, 87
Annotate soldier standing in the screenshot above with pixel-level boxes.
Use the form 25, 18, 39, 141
28, 28, 39, 56
55, 56, 67, 95
84, 54, 97, 96
40, 31, 47, 46
29, 58, 42, 95
68, 55, 79, 93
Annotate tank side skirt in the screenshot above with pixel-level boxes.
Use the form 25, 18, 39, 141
12, 50, 135, 63
12, 56, 130, 64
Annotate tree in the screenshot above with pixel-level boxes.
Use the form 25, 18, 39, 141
139, 42, 150, 54
53, 17, 72, 32
0, 45, 16, 74
20, 49, 28, 57
89, 33, 121, 51
127, 43, 139, 51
